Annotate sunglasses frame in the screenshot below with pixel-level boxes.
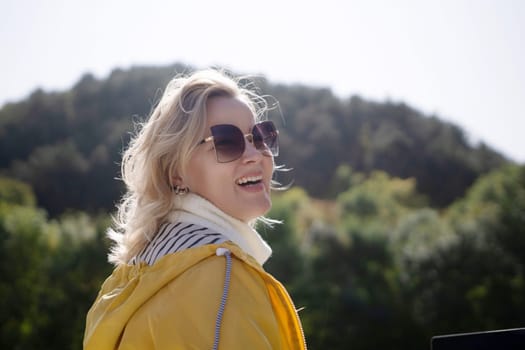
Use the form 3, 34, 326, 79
198, 120, 279, 163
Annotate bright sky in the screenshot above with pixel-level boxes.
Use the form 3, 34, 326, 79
1, 0, 524, 162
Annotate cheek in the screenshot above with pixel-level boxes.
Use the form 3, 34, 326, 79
185, 157, 229, 200
264, 157, 275, 180
185, 157, 209, 192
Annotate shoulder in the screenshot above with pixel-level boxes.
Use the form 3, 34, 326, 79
129, 243, 272, 318
133, 221, 229, 265
149, 245, 271, 309
123, 244, 281, 348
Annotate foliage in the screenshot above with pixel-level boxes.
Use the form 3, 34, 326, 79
0, 163, 524, 349
0, 203, 52, 349
0, 182, 112, 349
0, 176, 35, 206
263, 166, 525, 349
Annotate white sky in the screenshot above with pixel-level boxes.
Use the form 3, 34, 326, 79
1, 0, 524, 162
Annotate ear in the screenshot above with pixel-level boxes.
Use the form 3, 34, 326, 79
172, 175, 185, 187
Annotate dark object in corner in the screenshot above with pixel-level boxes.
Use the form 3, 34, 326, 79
431, 328, 525, 350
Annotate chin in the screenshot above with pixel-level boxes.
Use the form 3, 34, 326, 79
237, 201, 272, 222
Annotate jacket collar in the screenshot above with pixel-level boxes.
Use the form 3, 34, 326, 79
168, 193, 272, 265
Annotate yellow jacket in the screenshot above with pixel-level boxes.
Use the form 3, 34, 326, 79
84, 242, 306, 349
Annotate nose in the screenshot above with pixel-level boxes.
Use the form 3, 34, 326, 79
242, 135, 263, 162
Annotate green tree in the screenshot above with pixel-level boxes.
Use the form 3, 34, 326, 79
404, 165, 525, 337
0, 203, 55, 349
0, 177, 112, 349
0, 177, 36, 206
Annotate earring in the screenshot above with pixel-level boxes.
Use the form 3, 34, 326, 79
173, 185, 189, 195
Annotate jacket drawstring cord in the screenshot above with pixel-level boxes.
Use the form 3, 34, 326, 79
213, 248, 232, 350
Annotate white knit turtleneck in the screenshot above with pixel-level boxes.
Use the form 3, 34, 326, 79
166, 193, 273, 265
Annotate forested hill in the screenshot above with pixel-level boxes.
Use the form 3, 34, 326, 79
0, 63, 508, 215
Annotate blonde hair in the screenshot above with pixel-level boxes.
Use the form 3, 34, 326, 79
107, 69, 272, 265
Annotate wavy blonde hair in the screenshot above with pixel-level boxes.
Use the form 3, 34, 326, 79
107, 69, 272, 265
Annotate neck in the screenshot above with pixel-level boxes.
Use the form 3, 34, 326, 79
168, 193, 272, 265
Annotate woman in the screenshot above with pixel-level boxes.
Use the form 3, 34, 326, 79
83, 69, 306, 349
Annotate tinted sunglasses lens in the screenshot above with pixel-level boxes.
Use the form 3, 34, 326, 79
209, 124, 245, 162
253, 121, 279, 156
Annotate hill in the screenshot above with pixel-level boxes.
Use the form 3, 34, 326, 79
0, 64, 508, 215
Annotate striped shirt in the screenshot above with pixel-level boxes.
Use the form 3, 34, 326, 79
131, 222, 229, 265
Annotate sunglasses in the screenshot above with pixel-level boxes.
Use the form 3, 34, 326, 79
198, 120, 279, 163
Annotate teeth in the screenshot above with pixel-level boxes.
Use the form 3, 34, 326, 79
236, 175, 263, 185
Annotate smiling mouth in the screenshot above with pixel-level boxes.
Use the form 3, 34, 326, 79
236, 175, 263, 186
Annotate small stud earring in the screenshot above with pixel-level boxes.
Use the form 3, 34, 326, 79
173, 185, 189, 195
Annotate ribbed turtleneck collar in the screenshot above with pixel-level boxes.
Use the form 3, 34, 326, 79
167, 193, 272, 265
